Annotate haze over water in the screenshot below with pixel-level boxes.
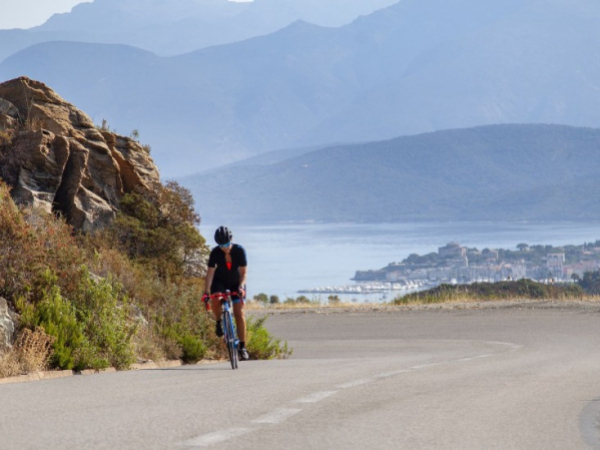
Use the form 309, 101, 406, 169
201, 222, 600, 303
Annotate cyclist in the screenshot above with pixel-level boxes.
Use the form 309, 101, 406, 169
204, 226, 249, 361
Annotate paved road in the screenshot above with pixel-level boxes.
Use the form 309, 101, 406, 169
1, 303, 600, 449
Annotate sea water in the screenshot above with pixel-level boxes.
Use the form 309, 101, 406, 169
200, 222, 600, 303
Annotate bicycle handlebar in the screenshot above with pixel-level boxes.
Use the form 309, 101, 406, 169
202, 291, 245, 312
207, 291, 244, 301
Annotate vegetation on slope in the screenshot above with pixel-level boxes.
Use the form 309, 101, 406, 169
0, 181, 288, 377
393, 279, 590, 305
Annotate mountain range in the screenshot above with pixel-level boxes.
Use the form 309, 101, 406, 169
0, 0, 397, 60
1, 0, 600, 178
179, 124, 600, 223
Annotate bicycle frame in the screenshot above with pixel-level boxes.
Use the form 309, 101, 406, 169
211, 290, 240, 370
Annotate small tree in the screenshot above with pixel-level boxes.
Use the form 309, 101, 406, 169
578, 271, 600, 294
106, 181, 207, 279
328, 295, 341, 305
253, 293, 268, 305
269, 295, 280, 304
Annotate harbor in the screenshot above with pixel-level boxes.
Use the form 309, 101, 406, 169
298, 280, 430, 294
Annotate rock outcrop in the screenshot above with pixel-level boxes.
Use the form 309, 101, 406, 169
0, 297, 17, 351
0, 77, 160, 232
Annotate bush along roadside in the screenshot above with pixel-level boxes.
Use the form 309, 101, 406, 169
15, 268, 135, 371
394, 279, 586, 305
0, 180, 290, 377
246, 316, 292, 360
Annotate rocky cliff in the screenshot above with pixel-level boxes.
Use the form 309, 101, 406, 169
0, 77, 160, 232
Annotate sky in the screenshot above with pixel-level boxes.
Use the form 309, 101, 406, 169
0, 0, 87, 29
0, 0, 252, 30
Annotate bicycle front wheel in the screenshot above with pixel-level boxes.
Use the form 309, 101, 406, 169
223, 311, 237, 370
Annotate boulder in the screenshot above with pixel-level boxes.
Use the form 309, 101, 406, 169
102, 132, 159, 193
0, 77, 160, 231
0, 297, 17, 351
0, 98, 19, 130
9, 130, 70, 213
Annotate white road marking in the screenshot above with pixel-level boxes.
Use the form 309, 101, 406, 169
295, 390, 338, 403
338, 347, 513, 390
337, 378, 374, 389
183, 428, 252, 447
411, 362, 444, 370
484, 341, 523, 352
456, 354, 493, 362
375, 369, 411, 379
182, 341, 522, 447
252, 408, 302, 424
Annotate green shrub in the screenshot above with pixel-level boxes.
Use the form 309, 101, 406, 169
17, 283, 85, 370
395, 279, 585, 304
16, 268, 136, 371
178, 335, 207, 363
246, 316, 292, 360
73, 269, 135, 370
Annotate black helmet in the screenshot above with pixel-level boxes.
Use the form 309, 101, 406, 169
214, 226, 232, 245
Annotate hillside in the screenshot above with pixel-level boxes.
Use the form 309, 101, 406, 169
179, 124, 600, 223
0, 77, 286, 377
2, 0, 600, 176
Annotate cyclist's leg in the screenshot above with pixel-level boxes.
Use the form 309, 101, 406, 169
210, 282, 226, 321
232, 299, 246, 343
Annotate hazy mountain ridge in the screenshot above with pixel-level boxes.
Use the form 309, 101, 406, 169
179, 124, 600, 223
0, 0, 398, 61
2, 0, 600, 176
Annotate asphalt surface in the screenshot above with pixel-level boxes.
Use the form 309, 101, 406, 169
1, 302, 600, 449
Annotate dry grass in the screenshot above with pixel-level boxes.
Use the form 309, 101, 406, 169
246, 296, 600, 314
394, 280, 589, 306
23, 117, 45, 132
0, 327, 56, 378
131, 326, 172, 363
0, 129, 15, 146
246, 301, 379, 311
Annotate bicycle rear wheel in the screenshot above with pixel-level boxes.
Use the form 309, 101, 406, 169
223, 311, 237, 370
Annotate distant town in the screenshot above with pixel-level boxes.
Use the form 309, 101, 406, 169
353, 240, 600, 286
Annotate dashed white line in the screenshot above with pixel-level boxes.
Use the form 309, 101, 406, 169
411, 362, 444, 370
183, 428, 252, 447
295, 390, 338, 403
252, 408, 302, 424
484, 341, 523, 353
337, 378, 374, 389
181, 342, 522, 447
375, 369, 412, 379
457, 354, 493, 362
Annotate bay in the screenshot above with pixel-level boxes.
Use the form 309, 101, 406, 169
199, 222, 600, 303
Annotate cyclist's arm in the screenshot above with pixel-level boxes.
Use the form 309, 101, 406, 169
205, 267, 215, 294
238, 266, 247, 289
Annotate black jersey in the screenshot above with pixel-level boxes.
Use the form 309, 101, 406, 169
208, 244, 247, 286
